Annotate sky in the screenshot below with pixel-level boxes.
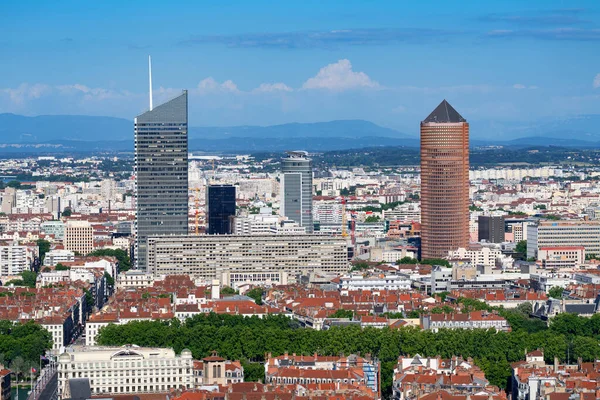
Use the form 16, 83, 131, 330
1, 0, 600, 137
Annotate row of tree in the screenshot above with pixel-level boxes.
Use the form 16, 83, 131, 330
96, 312, 600, 396
0, 321, 52, 381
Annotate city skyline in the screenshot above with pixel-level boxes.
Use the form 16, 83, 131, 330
1, 0, 600, 136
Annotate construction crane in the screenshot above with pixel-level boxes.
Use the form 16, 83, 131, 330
341, 198, 348, 237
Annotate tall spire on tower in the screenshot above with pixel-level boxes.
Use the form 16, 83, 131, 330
148, 55, 153, 111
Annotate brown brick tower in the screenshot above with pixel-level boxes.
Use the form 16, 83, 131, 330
420, 100, 470, 259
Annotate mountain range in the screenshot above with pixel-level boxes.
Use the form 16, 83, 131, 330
1, 113, 600, 152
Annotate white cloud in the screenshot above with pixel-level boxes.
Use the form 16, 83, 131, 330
392, 105, 406, 113
594, 73, 600, 89
253, 82, 293, 93
513, 83, 538, 90
2, 83, 51, 104
195, 77, 239, 94
302, 59, 380, 91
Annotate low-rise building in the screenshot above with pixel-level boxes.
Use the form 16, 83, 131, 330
421, 311, 510, 332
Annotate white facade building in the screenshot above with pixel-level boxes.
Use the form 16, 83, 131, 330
58, 345, 194, 397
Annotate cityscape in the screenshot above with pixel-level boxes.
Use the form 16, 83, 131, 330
2, 1, 600, 400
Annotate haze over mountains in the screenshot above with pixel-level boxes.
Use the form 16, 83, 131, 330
1, 113, 600, 152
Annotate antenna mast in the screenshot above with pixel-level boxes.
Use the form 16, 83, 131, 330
148, 55, 153, 111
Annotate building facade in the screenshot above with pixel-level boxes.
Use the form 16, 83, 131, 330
135, 91, 189, 269
527, 220, 600, 259
146, 234, 348, 279
478, 215, 505, 243
420, 100, 470, 259
206, 185, 236, 235
58, 345, 194, 397
64, 221, 94, 255
281, 151, 313, 233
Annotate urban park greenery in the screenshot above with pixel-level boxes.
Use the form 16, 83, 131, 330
97, 311, 600, 397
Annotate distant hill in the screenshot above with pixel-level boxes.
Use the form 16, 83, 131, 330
2, 112, 600, 153
0, 113, 132, 142
0, 113, 411, 144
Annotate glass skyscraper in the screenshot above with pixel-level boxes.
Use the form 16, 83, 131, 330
134, 90, 189, 269
206, 185, 236, 235
280, 151, 313, 233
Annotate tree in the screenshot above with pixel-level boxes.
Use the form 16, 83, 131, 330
420, 258, 451, 268
548, 286, 564, 299
515, 240, 527, 255
42, 267, 51, 272
55, 263, 70, 271
104, 272, 115, 289
246, 288, 264, 305
350, 262, 370, 272
397, 257, 418, 265
61, 208, 72, 217
329, 309, 353, 319
221, 286, 238, 296
88, 249, 131, 271
83, 288, 94, 309
364, 215, 380, 223
36, 239, 50, 263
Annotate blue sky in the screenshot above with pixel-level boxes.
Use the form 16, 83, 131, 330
1, 0, 600, 137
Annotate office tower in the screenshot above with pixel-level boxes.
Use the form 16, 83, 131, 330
134, 90, 189, 269
206, 184, 236, 235
420, 100, 469, 259
64, 220, 94, 255
280, 151, 313, 233
527, 220, 600, 259
478, 215, 505, 243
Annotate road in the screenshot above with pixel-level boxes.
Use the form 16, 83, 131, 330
36, 373, 57, 400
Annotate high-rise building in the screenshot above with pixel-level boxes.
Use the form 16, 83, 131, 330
280, 151, 313, 233
64, 220, 94, 255
420, 100, 470, 259
134, 91, 189, 269
206, 185, 236, 235
527, 220, 600, 259
478, 215, 505, 243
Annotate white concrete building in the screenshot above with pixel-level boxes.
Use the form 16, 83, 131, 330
146, 234, 348, 279
58, 345, 194, 396
44, 249, 75, 266
527, 220, 600, 259
0, 245, 30, 276
338, 273, 411, 291
448, 244, 504, 267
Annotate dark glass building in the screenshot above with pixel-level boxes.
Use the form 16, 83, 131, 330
206, 185, 236, 235
478, 215, 505, 243
134, 91, 189, 269
281, 151, 313, 233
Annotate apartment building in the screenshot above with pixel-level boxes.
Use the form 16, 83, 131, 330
57, 345, 194, 397
448, 244, 503, 267
527, 220, 600, 259
0, 244, 31, 277
64, 220, 94, 255
146, 234, 348, 279
43, 249, 75, 266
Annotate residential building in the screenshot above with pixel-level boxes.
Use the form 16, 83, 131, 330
527, 220, 600, 259
0, 245, 30, 277
64, 221, 94, 255
57, 345, 194, 397
421, 311, 510, 332
420, 100, 469, 258
135, 91, 189, 269
146, 234, 348, 279
40, 220, 65, 240
0, 368, 10, 400
338, 272, 411, 291
265, 353, 379, 395
281, 151, 313, 233
448, 243, 504, 267
44, 249, 75, 266
206, 185, 236, 235
538, 246, 585, 268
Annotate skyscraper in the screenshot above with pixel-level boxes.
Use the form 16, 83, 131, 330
206, 185, 236, 235
420, 100, 469, 259
134, 90, 189, 269
281, 151, 313, 233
